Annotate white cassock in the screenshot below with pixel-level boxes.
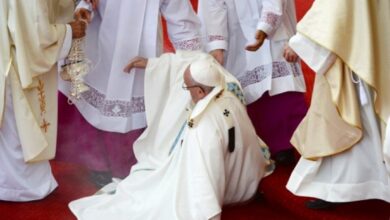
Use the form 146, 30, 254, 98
286, 34, 390, 203
69, 51, 272, 219
59, 0, 202, 133
0, 0, 73, 201
0, 81, 58, 201
198, 0, 306, 104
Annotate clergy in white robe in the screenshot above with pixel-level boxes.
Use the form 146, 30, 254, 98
0, 0, 85, 201
197, 0, 307, 161
57, 0, 203, 179
286, 0, 390, 206
60, 0, 202, 132
69, 51, 272, 220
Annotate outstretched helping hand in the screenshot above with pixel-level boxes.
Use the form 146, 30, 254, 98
123, 57, 148, 73
245, 30, 267, 52
74, 8, 92, 23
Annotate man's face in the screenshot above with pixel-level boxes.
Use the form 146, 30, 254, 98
183, 67, 204, 104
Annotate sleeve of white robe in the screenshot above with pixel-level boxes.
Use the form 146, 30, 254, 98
186, 116, 226, 219
257, 0, 284, 38
160, 0, 202, 50
75, 0, 95, 20
289, 33, 336, 75
198, 0, 228, 52
8, 0, 69, 88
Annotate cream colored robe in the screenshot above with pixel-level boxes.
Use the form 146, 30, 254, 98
69, 51, 272, 220
291, 0, 390, 159
0, 0, 74, 162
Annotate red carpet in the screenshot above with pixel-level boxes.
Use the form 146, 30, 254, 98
0, 161, 290, 220
260, 164, 390, 220
0, 162, 96, 220
1, 161, 388, 220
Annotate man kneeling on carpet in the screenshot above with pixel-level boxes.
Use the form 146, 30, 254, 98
69, 51, 273, 220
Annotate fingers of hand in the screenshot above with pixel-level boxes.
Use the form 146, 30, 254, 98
123, 63, 133, 73
71, 21, 87, 38
80, 11, 89, 21
245, 41, 261, 51
283, 47, 298, 62
285, 55, 290, 62
123, 59, 139, 73
123, 58, 147, 73
74, 9, 91, 23
291, 54, 298, 62
283, 50, 290, 61
79, 9, 91, 22
74, 10, 82, 20
255, 30, 266, 40
255, 32, 261, 40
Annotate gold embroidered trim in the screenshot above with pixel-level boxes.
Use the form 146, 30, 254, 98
40, 118, 51, 133
37, 79, 50, 133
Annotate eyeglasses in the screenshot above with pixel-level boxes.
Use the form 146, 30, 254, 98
182, 83, 205, 93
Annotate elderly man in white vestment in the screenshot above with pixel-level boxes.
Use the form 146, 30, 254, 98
0, 0, 86, 201
57, 0, 203, 184
69, 51, 272, 220
285, 0, 390, 209
198, 0, 308, 165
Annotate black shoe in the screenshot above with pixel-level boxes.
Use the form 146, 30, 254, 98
254, 191, 265, 202
305, 199, 335, 210
274, 149, 295, 166
89, 170, 113, 188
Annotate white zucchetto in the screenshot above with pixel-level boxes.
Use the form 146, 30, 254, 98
189, 56, 222, 87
